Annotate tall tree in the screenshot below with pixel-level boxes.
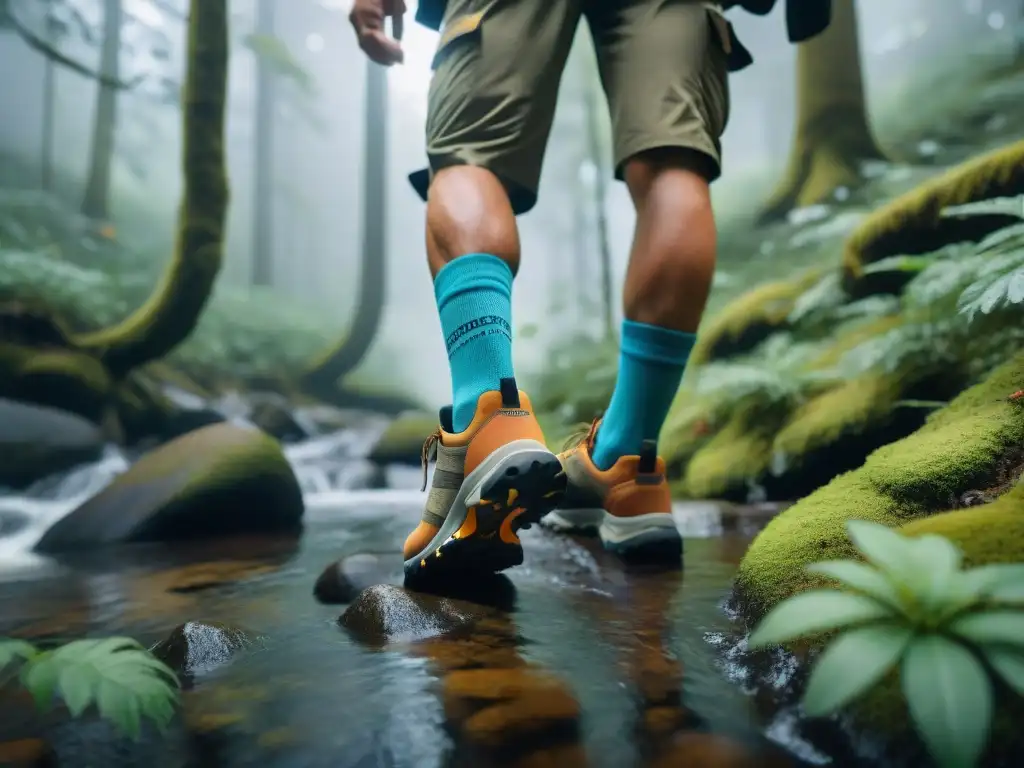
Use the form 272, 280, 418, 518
758, 0, 886, 224
76, 0, 230, 378
302, 60, 387, 399
40, 5, 59, 191
251, 0, 276, 286
583, 78, 615, 343
81, 0, 123, 220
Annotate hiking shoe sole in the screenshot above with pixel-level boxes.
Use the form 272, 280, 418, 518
599, 512, 683, 565
403, 439, 566, 587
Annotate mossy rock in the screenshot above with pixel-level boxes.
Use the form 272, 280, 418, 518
34, 422, 304, 553
680, 405, 787, 501
736, 350, 1024, 617
0, 397, 105, 488
690, 270, 822, 366
368, 411, 438, 465
841, 138, 1024, 295
0, 342, 112, 423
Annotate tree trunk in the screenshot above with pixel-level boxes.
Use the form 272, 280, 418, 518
302, 61, 387, 395
251, 0, 276, 286
758, 0, 885, 224
74, 0, 230, 378
80, 0, 122, 220
40, 23, 56, 192
583, 80, 615, 343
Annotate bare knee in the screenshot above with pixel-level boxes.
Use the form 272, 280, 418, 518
622, 148, 718, 331
425, 166, 521, 276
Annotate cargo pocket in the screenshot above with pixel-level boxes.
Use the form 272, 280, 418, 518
705, 3, 753, 72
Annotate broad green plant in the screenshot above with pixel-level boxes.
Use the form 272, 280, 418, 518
0, 636, 180, 740
748, 519, 1024, 768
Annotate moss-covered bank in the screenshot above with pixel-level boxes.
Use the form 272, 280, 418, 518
735, 352, 1023, 614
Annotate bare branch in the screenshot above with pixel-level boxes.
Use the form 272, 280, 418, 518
8, 8, 145, 90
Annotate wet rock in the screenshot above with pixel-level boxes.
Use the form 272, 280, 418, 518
368, 411, 438, 465
150, 621, 257, 678
0, 738, 55, 767
651, 732, 792, 768
442, 667, 581, 749
158, 407, 226, 443
0, 398, 104, 488
248, 395, 309, 443
339, 583, 505, 645
34, 423, 304, 553
313, 553, 399, 604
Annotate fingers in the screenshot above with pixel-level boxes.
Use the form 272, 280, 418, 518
350, 0, 405, 66
360, 28, 404, 65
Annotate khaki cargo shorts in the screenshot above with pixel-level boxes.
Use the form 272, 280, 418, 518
419, 0, 731, 215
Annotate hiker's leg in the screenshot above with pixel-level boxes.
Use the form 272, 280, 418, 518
589, 0, 729, 469
402, 0, 582, 581
424, 0, 583, 431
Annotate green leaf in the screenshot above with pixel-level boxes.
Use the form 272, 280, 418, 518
747, 590, 891, 648
0, 639, 38, 670
949, 611, 1024, 650
845, 520, 923, 590
989, 579, 1024, 604
908, 534, 963, 610
902, 635, 992, 768
20, 651, 59, 711
802, 624, 913, 716
984, 646, 1024, 696
942, 195, 1024, 220
22, 637, 179, 739
804, 560, 904, 611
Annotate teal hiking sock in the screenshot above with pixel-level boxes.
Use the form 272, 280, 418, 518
434, 253, 515, 432
591, 319, 696, 470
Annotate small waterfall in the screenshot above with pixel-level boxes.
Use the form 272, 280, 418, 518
0, 409, 408, 562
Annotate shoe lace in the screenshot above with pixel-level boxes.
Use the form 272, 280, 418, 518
561, 414, 602, 453
420, 427, 442, 492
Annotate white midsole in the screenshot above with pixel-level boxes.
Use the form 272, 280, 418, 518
598, 512, 678, 544
404, 438, 551, 567
543, 507, 606, 530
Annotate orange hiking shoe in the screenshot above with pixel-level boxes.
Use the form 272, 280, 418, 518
546, 420, 682, 563
403, 377, 567, 587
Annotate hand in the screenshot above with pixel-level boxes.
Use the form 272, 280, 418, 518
349, 0, 406, 66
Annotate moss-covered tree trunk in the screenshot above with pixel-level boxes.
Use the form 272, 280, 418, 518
81, 0, 123, 220
75, 0, 230, 379
302, 61, 386, 396
758, 0, 886, 224
251, 0, 276, 286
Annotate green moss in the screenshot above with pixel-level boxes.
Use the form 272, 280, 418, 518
738, 472, 920, 613
841, 138, 1024, 287
865, 358, 1024, 507
690, 270, 822, 365
681, 406, 781, 500
0, 343, 113, 422
368, 412, 437, 465
899, 478, 1024, 565
772, 374, 902, 460
737, 351, 1024, 617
